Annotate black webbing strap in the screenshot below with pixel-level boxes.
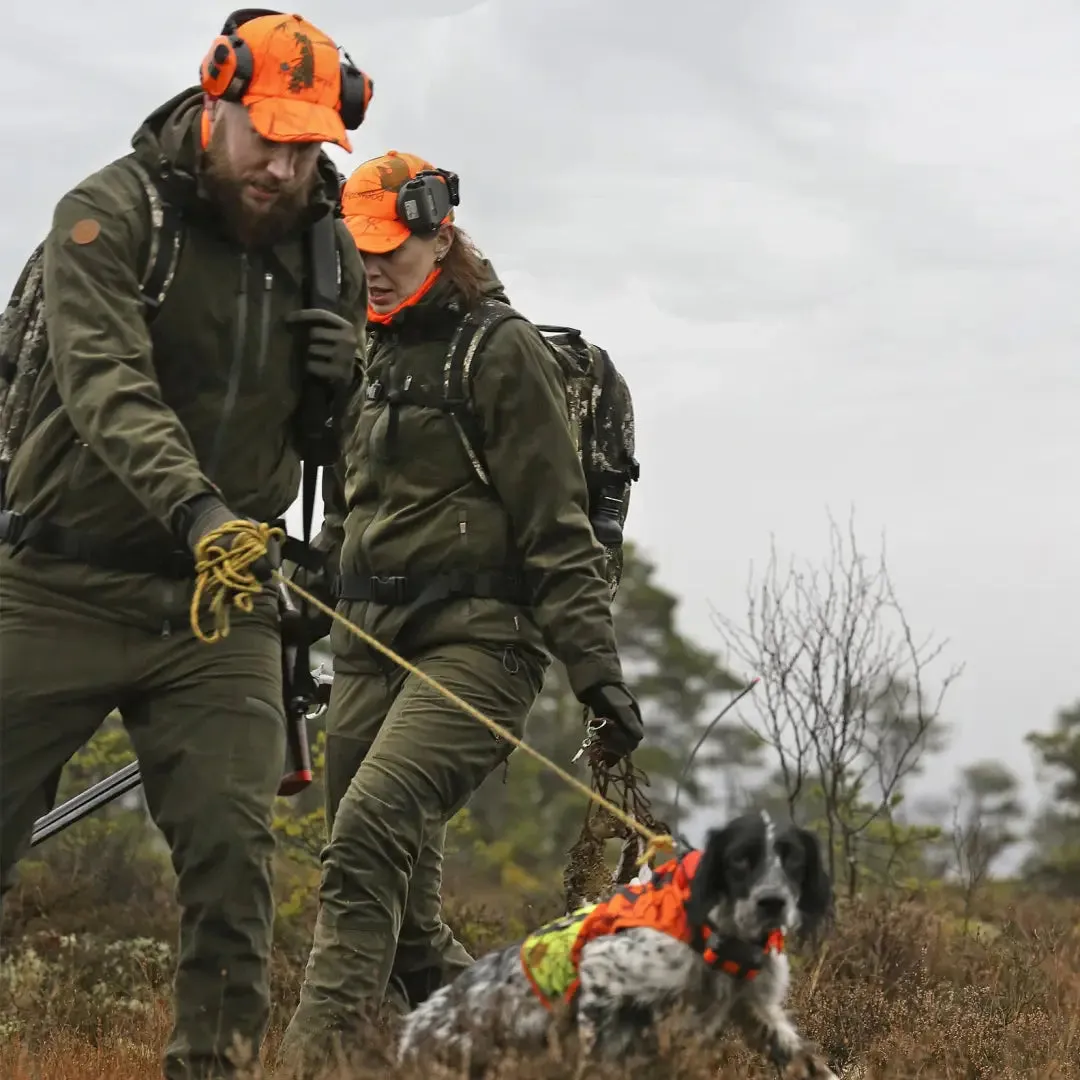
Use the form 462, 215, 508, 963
0, 508, 195, 578
0, 508, 320, 578
337, 568, 531, 608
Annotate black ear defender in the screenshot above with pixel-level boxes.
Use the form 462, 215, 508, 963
202, 9, 374, 129
396, 169, 461, 235
338, 47, 374, 130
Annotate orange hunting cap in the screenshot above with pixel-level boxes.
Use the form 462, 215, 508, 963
341, 150, 455, 253
200, 11, 354, 151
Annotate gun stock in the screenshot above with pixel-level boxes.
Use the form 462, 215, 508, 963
277, 583, 320, 797
278, 706, 313, 796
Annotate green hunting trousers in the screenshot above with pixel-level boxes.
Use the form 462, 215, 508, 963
0, 572, 287, 1080
275, 639, 546, 1075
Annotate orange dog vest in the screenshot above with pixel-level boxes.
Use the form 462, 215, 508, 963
519, 850, 785, 1010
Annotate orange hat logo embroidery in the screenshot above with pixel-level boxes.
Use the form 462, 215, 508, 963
376, 156, 412, 193
286, 30, 316, 93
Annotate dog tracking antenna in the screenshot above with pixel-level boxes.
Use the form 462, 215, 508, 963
670, 676, 762, 849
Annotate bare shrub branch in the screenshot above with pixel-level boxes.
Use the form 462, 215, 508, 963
710, 508, 964, 895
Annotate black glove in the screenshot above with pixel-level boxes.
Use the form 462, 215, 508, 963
287, 308, 358, 385
183, 494, 280, 585
281, 542, 338, 642
578, 682, 644, 764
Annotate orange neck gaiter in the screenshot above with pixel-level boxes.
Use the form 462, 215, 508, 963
367, 265, 443, 325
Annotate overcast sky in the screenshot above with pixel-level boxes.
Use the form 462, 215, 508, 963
4, 1, 1078, 855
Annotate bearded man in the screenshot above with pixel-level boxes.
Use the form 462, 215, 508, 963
0, 11, 371, 1079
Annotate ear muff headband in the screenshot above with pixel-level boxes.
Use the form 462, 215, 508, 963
198, 8, 374, 130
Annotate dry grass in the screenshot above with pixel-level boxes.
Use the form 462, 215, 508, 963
3, 867, 1080, 1079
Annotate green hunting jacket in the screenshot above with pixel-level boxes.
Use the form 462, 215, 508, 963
321, 268, 624, 697
1, 87, 367, 631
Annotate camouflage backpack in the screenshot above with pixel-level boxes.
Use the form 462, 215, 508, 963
0, 157, 183, 503
437, 299, 640, 599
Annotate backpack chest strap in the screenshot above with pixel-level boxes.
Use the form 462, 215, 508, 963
364, 378, 466, 412
362, 376, 473, 464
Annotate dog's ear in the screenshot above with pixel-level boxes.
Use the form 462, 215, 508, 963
793, 826, 833, 929
685, 826, 732, 931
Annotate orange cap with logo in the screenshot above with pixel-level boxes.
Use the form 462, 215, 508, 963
199, 11, 372, 153
341, 150, 456, 253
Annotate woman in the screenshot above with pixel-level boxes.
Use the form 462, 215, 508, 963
276, 150, 644, 1072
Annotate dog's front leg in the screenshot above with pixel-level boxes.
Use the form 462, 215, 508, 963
730, 994, 837, 1079
575, 992, 651, 1063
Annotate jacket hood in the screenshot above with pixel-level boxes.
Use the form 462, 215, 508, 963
475, 257, 510, 304
129, 86, 343, 227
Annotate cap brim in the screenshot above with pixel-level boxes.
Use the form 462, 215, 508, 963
344, 214, 410, 254
246, 96, 352, 153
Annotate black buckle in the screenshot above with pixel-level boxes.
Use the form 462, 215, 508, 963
370, 574, 408, 604
0, 509, 26, 546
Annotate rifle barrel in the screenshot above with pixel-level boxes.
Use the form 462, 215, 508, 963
28, 665, 333, 848
30, 760, 143, 847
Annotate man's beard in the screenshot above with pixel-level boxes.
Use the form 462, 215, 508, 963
202, 127, 316, 248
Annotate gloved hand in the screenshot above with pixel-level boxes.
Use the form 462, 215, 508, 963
286, 307, 359, 385
578, 681, 644, 764
183, 494, 280, 585
280, 543, 338, 642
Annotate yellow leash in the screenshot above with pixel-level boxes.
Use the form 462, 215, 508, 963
190, 520, 675, 868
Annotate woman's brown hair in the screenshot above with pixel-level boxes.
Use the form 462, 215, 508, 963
440, 225, 490, 308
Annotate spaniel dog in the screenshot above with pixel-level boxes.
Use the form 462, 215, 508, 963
396, 810, 837, 1077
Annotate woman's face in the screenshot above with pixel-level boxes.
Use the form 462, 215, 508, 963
363, 225, 452, 312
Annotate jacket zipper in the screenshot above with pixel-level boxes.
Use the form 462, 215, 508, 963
207, 252, 250, 477
257, 272, 273, 379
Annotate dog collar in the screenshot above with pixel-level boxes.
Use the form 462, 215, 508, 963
700, 927, 785, 981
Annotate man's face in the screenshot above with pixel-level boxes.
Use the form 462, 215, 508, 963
202, 100, 323, 246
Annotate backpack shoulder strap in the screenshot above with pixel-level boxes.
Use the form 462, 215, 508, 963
306, 210, 343, 314
331, 217, 351, 286
444, 298, 525, 402
122, 157, 184, 318
443, 298, 529, 485
296, 212, 338, 545
290, 205, 346, 561
0, 158, 184, 506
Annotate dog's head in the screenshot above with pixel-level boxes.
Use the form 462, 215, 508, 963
684, 811, 832, 946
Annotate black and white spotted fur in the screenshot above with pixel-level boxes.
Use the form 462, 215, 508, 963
397, 811, 837, 1076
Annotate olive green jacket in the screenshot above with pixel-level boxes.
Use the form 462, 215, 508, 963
323, 268, 623, 697
1, 88, 367, 630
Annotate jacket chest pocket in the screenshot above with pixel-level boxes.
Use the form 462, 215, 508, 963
366, 376, 478, 485
152, 255, 295, 416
